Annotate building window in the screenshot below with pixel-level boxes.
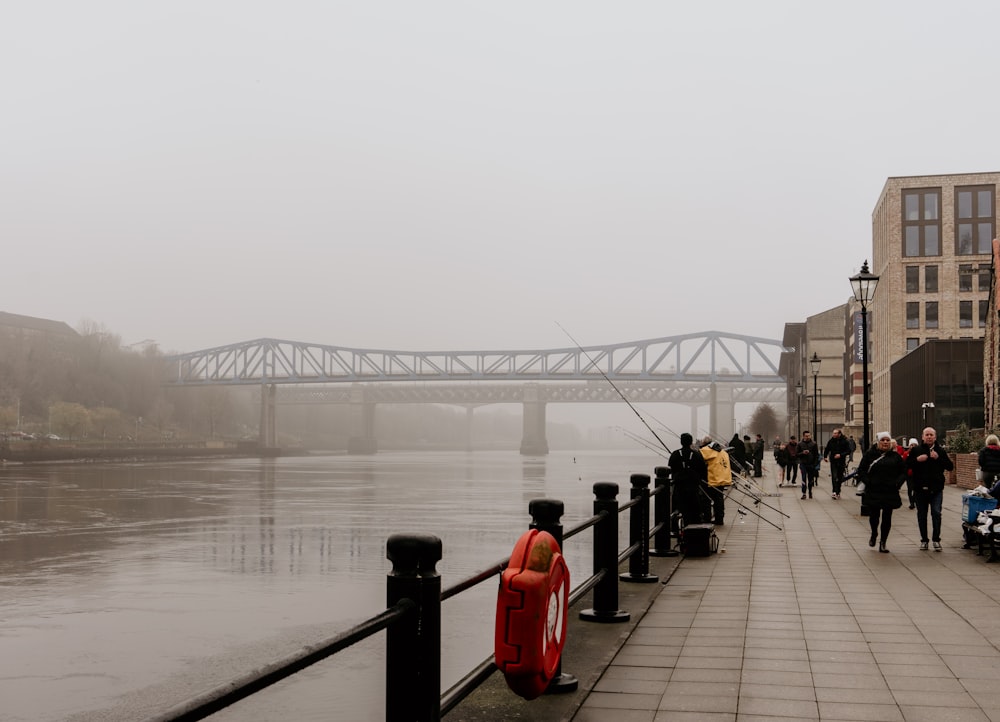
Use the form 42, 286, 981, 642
906, 338, 920, 352
980, 299, 990, 328
907, 302, 920, 329
979, 269, 992, 292
925, 265, 938, 292
926, 301, 939, 329
960, 300, 973, 328
903, 189, 941, 257
956, 185, 995, 255
906, 266, 919, 292
960, 264, 974, 291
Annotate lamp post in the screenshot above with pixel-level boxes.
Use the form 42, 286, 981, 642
810, 353, 821, 442
795, 381, 802, 437
850, 260, 880, 452
922, 402, 935, 429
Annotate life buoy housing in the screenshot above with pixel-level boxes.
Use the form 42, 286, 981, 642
494, 529, 570, 700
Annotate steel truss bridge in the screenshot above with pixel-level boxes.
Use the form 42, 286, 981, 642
165, 332, 787, 454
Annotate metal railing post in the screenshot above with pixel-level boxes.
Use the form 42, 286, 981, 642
649, 466, 678, 557
579, 482, 630, 623
528, 498, 579, 694
620, 473, 658, 583
386, 534, 442, 722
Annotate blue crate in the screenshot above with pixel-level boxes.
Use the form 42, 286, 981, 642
962, 494, 997, 523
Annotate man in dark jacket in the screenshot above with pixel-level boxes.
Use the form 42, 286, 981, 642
906, 426, 954, 551
796, 431, 819, 499
823, 428, 852, 499
752, 434, 765, 477
669, 433, 709, 527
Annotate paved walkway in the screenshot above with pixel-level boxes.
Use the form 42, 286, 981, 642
573, 471, 1000, 722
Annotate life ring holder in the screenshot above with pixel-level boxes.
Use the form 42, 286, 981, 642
494, 529, 570, 700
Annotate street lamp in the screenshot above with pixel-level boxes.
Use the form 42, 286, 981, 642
850, 260, 880, 452
795, 381, 803, 437
922, 402, 935, 428
810, 352, 821, 442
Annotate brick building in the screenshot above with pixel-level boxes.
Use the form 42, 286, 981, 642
869, 172, 999, 435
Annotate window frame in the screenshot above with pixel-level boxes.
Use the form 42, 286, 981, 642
955, 185, 996, 256
925, 301, 939, 329
902, 188, 942, 257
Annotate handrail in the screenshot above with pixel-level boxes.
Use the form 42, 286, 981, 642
147, 470, 676, 722
143, 600, 415, 722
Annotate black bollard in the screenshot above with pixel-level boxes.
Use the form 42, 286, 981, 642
649, 466, 678, 557
386, 533, 442, 722
579, 482, 630, 623
528, 498, 579, 694
620, 474, 658, 583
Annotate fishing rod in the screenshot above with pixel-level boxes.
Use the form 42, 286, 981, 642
694, 427, 789, 519
699, 480, 783, 530
558, 324, 784, 531
697, 426, 773, 496
556, 323, 674, 455
678, 424, 786, 528
616, 426, 669, 459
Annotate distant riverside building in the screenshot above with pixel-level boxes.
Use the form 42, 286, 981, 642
0, 311, 78, 340
869, 172, 999, 435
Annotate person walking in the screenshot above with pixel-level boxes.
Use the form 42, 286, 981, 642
906, 426, 954, 551
858, 431, 906, 553
796, 431, 819, 499
699, 436, 733, 525
847, 434, 857, 465
668, 433, 710, 527
775, 441, 788, 485
823, 428, 851, 499
785, 435, 799, 486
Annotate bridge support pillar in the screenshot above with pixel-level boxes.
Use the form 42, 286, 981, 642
519, 385, 548, 456
259, 383, 277, 450
348, 385, 378, 454
709, 382, 736, 441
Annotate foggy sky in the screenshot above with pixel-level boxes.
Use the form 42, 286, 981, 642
4, 2, 998, 356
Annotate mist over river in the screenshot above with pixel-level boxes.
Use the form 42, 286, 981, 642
0, 449, 659, 721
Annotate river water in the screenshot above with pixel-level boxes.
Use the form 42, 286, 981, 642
0, 449, 660, 721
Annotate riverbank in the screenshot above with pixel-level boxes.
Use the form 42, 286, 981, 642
0, 442, 306, 464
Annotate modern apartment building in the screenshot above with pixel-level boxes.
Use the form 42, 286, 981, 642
869, 172, 1000, 434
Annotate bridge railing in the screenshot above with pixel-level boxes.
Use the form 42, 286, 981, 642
142, 467, 677, 722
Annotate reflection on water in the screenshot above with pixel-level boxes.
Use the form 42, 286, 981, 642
0, 450, 657, 721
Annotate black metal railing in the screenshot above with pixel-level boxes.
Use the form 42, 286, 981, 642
144, 466, 677, 722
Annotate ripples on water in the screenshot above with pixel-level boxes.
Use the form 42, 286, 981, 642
0, 449, 659, 721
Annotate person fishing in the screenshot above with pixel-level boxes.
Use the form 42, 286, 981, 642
668, 433, 709, 527
699, 436, 732, 525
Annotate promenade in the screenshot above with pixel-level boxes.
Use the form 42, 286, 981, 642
453, 468, 1000, 721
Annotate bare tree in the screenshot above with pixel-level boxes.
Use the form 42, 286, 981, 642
746, 403, 780, 440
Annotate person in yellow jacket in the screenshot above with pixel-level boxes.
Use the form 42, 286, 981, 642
699, 437, 733, 525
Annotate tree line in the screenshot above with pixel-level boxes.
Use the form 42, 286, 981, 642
0, 322, 588, 449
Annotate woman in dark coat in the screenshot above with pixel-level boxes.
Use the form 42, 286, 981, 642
858, 432, 906, 553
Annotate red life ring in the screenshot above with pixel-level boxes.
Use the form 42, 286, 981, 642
494, 529, 570, 700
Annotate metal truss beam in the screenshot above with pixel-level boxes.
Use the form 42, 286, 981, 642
165, 332, 786, 387
271, 382, 786, 407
